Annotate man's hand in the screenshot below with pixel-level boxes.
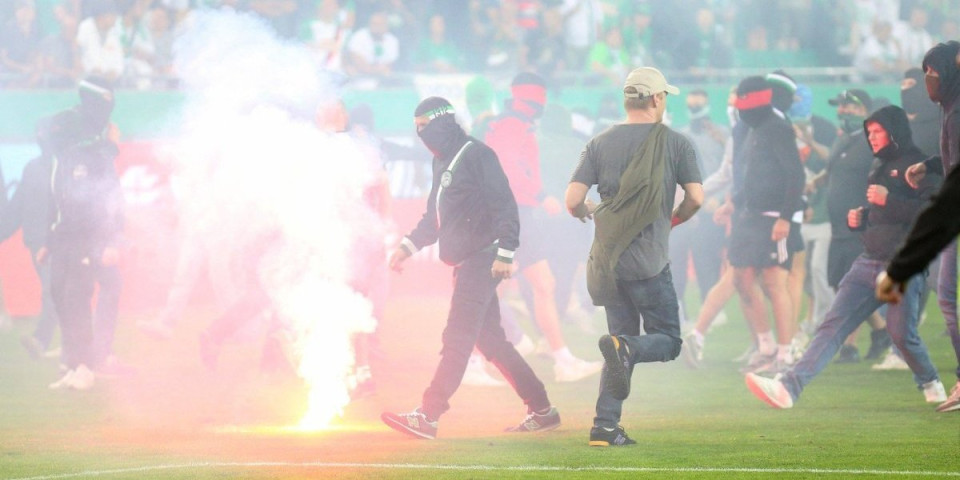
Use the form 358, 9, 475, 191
771, 218, 790, 241
905, 162, 927, 189
572, 198, 597, 223
866, 184, 888, 206
542, 196, 563, 216
875, 271, 905, 304
847, 207, 863, 229
491, 259, 512, 279
100, 247, 120, 266
388, 247, 411, 272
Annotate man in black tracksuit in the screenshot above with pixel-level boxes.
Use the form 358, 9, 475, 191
43, 78, 124, 390
381, 97, 557, 439
747, 105, 944, 409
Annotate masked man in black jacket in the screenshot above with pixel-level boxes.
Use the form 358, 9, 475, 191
381, 97, 558, 439
748, 105, 946, 409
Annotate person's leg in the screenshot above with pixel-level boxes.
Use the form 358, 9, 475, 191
31, 255, 59, 350
617, 266, 683, 362
475, 291, 550, 413
692, 220, 726, 303
779, 258, 881, 400
421, 251, 500, 421
807, 224, 835, 327
787, 250, 807, 327
735, 267, 773, 353
692, 265, 736, 335
937, 242, 960, 381
50, 250, 97, 370
521, 260, 564, 350
92, 265, 122, 367
887, 271, 940, 387
760, 265, 795, 360
593, 301, 639, 429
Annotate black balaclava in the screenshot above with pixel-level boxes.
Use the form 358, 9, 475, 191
766, 70, 797, 114
414, 96, 466, 157
921, 41, 960, 106
863, 105, 917, 162
735, 76, 773, 128
77, 76, 115, 136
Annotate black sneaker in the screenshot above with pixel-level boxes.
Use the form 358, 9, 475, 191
865, 328, 892, 360
834, 344, 861, 364
588, 425, 636, 447
505, 406, 561, 432
598, 335, 631, 401
381, 408, 438, 439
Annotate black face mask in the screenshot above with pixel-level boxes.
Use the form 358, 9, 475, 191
417, 116, 463, 157
78, 99, 114, 136
901, 85, 929, 115
838, 112, 865, 134
738, 107, 771, 128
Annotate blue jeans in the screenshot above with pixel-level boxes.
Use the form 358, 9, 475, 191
781, 256, 939, 401
936, 241, 960, 380
594, 265, 682, 428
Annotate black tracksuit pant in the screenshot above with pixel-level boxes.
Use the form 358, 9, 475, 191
421, 248, 550, 420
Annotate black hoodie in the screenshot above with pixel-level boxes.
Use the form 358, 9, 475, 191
921, 41, 960, 173
857, 106, 941, 261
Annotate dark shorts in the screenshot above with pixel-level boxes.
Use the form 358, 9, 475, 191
728, 211, 803, 270
827, 236, 863, 289
515, 206, 550, 267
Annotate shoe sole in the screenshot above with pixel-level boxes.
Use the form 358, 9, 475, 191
744, 374, 791, 409
588, 440, 611, 447
380, 413, 435, 440
598, 336, 629, 401
936, 401, 960, 413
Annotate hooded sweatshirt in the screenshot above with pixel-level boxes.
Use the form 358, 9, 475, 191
901, 67, 942, 157
857, 105, 941, 261
921, 41, 960, 174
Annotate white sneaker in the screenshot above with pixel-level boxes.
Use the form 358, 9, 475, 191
49, 369, 75, 390
534, 338, 552, 357
681, 332, 704, 369
711, 311, 728, 329
922, 379, 947, 403
936, 381, 960, 413
461, 354, 505, 387
872, 351, 909, 371
745, 372, 794, 409
513, 335, 535, 357
554, 356, 603, 382
69, 364, 95, 391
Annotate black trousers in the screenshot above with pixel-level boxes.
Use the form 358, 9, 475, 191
421, 248, 551, 420
50, 244, 97, 369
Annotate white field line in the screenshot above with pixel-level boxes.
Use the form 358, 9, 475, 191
6, 462, 960, 479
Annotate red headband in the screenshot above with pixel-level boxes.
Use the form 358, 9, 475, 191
734, 89, 773, 110
512, 84, 546, 106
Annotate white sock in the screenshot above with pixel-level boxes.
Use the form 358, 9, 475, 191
692, 330, 705, 347
552, 346, 576, 364
776, 344, 792, 362
757, 331, 776, 355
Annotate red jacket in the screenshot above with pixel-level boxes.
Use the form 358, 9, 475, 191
485, 108, 542, 207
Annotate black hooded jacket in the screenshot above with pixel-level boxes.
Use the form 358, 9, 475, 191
922, 41, 960, 174
732, 110, 805, 220
856, 106, 941, 262
404, 127, 521, 266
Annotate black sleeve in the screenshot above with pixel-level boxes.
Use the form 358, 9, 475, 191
478, 147, 520, 253
0, 169, 24, 243
774, 125, 805, 220
882, 171, 940, 224
887, 165, 960, 282
405, 164, 440, 251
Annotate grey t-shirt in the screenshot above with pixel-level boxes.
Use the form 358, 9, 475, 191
571, 123, 701, 281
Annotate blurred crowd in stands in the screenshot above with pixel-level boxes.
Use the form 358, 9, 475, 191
2, 0, 959, 90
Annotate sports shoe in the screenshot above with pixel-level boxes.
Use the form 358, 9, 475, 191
865, 328, 892, 360
462, 354, 506, 387
681, 332, 703, 369
745, 372, 794, 409
381, 408, 437, 439
513, 334, 536, 357
598, 335, 631, 400
834, 345, 861, 364
588, 425, 636, 446
505, 406, 561, 432
732, 343, 756, 363
739, 350, 776, 374
137, 319, 174, 340
554, 356, 602, 383
49, 369, 75, 390
935, 381, 960, 413
753, 357, 793, 376
922, 380, 947, 403
69, 364, 95, 390
872, 351, 909, 371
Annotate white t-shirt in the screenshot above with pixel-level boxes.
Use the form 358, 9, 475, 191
76, 17, 124, 78
559, 0, 603, 49
894, 22, 934, 65
346, 28, 398, 67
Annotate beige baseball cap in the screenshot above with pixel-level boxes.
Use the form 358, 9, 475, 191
623, 67, 679, 98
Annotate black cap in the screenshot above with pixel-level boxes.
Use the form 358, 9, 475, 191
414, 96, 455, 119
828, 89, 872, 110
